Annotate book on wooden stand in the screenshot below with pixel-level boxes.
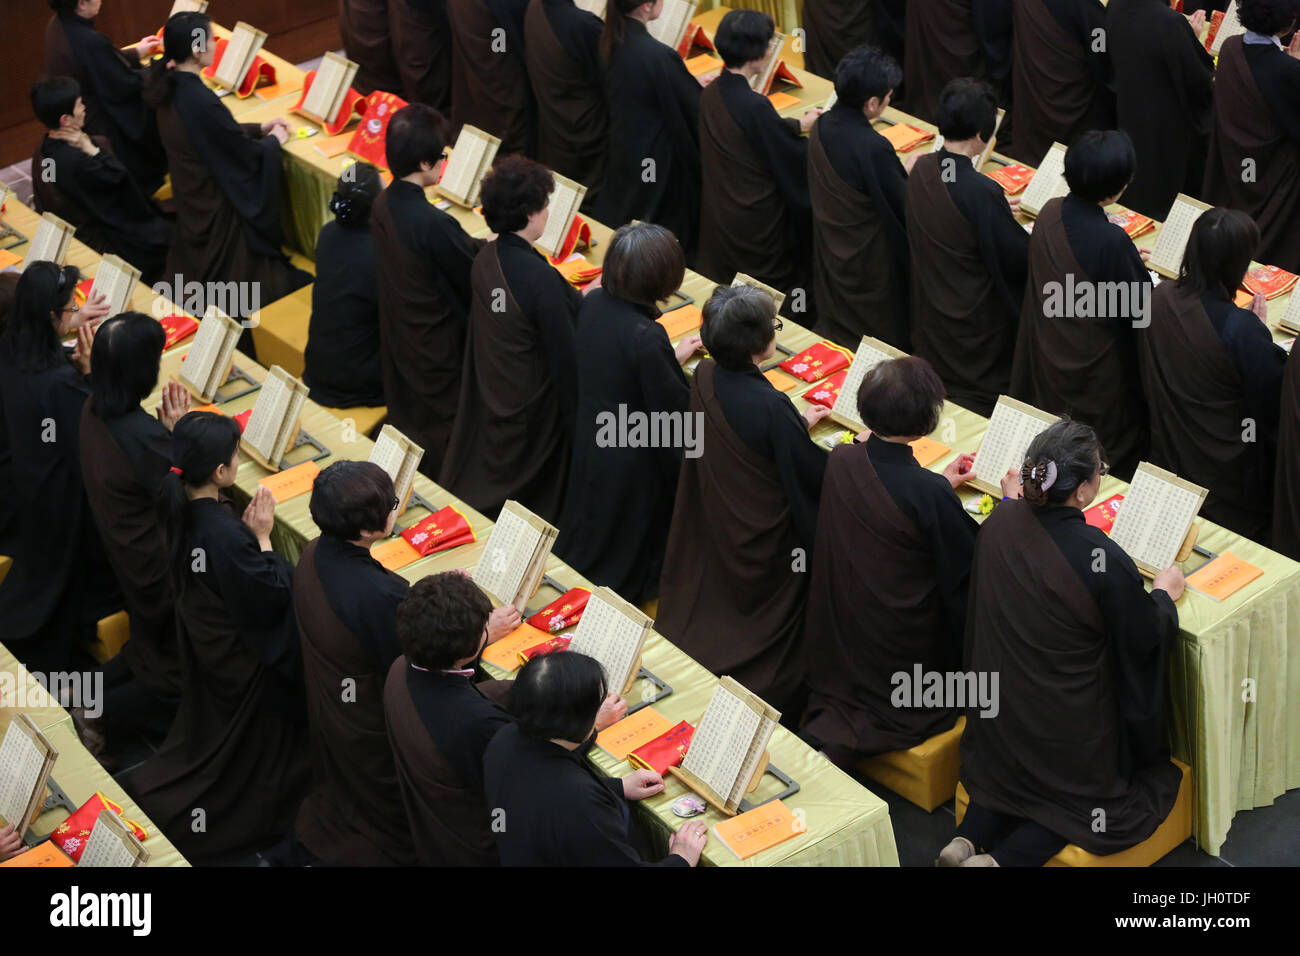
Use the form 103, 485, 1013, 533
436, 125, 502, 208
87, 254, 142, 318
291, 51, 360, 129
23, 213, 76, 268
1148, 193, 1212, 279
565, 586, 652, 696
1208, 0, 1244, 55
0, 714, 58, 843
209, 21, 269, 94
748, 30, 802, 97
1019, 142, 1069, 218
240, 365, 309, 472
968, 395, 1060, 496
368, 424, 426, 517
827, 335, 908, 432
473, 500, 559, 611
731, 272, 786, 314
669, 677, 781, 816
534, 172, 589, 262
647, 0, 699, 52
1108, 462, 1207, 578
174, 306, 243, 403
77, 810, 150, 868
1278, 287, 1300, 334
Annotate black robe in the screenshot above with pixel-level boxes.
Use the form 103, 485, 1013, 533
804, 437, 978, 756
44, 12, 166, 194
447, 0, 537, 155
154, 72, 310, 332
33, 136, 171, 285
808, 105, 911, 351
907, 149, 1029, 417
1008, 0, 1115, 165
129, 498, 307, 863
384, 657, 511, 866
525, 0, 607, 209
1105, 0, 1214, 220
595, 18, 702, 258
370, 179, 485, 476
1139, 282, 1285, 543
973, 0, 1015, 118
656, 361, 826, 716
483, 723, 689, 866
440, 234, 580, 523
78, 404, 181, 700
0, 358, 119, 674
1012, 195, 1150, 479
696, 72, 813, 321
391, 0, 453, 112
1203, 37, 1300, 274
292, 536, 412, 866
1275, 352, 1300, 561
339, 0, 405, 95
802, 0, 874, 78
303, 220, 385, 409
556, 288, 689, 606
903, 0, 985, 124
960, 500, 1183, 855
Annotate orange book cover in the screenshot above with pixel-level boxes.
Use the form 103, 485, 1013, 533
0, 248, 22, 270
657, 304, 703, 339
482, 623, 550, 671
1187, 551, 1264, 602
597, 707, 675, 761
1242, 265, 1298, 300
909, 436, 951, 467
1107, 209, 1155, 239
0, 841, 74, 867
802, 368, 847, 408
987, 163, 1035, 195
1234, 289, 1254, 309
763, 368, 798, 392
779, 341, 851, 383
371, 536, 421, 571
628, 720, 695, 775
686, 54, 723, 79
258, 460, 320, 503
880, 123, 935, 152
713, 798, 801, 860
767, 91, 800, 111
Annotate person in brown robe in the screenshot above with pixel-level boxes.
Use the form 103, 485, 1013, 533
370, 104, 486, 477
1012, 130, 1151, 480
391, 0, 453, 111
696, 11, 819, 321
1138, 209, 1287, 543
808, 46, 913, 351
447, 0, 536, 154
440, 157, 582, 523
940, 421, 1185, 866
1202, 18, 1300, 274
339, 0, 405, 95
802, 0, 875, 78
524, 0, 607, 209
902, 0, 985, 123
657, 286, 829, 719
802, 358, 985, 764
1275, 350, 1300, 561
1008, 0, 1115, 166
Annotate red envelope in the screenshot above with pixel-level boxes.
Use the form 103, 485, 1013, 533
400, 505, 475, 556
526, 586, 591, 633
628, 721, 695, 776
779, 341, 851, 383
801, 368, 848, 408
50, 792, 147, 863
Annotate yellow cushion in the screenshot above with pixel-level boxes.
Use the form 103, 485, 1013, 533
0, 554, 10, 587
858, 716, 965, 812
152, 176, 173, 203
249, 284, 313, 378
90, 610, 131, 665
954, 757, 1193, 866
319, 405, 388, 439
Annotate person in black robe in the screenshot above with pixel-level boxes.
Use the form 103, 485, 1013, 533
391, 0, 453, 111
370, 104, 486, 477
441, 157, 582, 523
940, 420, 1184, 866
1202, 14, 1300, 273
447, 0, 536, 155
972, 0, 1015, 140
657, 286, 828, 718
146, 13, 310, 341
339, 0, 405, 95
524, 0, 608, 210
29, 76, 171, 285
908, 79, 1028, 417
1275, 350, 1300, 560
803, 358, 988, 763
1105, 0, 1214, 221
0, 273, 22, 561
0, 262, 119, 677
303, 165, 386, 410
903, 0, 986, 123
557, 223, 699, 606
44, 0, 167, 194
802, 0, 876, 78
1012, 130, 1151, 480
596, 0, 702, 258
1138, 209, 1286, 542
1008, 0, 1114, 165
484, 652, 708, 866
80, 313, 186, 744
129, 412, 307, 863
696, 11, 819, 322
809, 46, 912, 351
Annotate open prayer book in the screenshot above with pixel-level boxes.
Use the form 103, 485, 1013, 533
0, 714, 58, 841
647, 0, 699, 52
1109, 463, 1207, 576
368, 425, 425, 517
24, 212, 75, 267
473, 500, 559, 611
240, 365, 309, 471
828, 335, 907, 432
176, 306, 242, 402
87, 254, 141, 318
969, 395, 1060, 496
168, 0, 209, 16
212, 22, 268, 92
565, 586, 652, 695
931, 108, 1005, 170
1019, 142, 1069, 218
1148, 194, 1212, 279
671, 677, 780, 815
534, 172, 588, 260
749, 30, 797, 96
294, 51, 359, 126
1209, 0, 1245, 55
731, 272, 786, 314
437, 125, 501, 207
1279, 288, 1300, 334
79, 810, 150, 868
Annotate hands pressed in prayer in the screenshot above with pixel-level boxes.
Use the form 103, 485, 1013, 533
157, 381, 192, 431
1187, 9, 1206, 36
999, 467, 1022, 500
0, 824, 23, 861
1289, 31, 1300, 59
673, 333, 703, 365
262, 118, 292, 145
802, 403, 832, 430
1153, 565, 1186, 602
668, 820, 708, 866
621, 767, 666, 801
799, 108, 823, 134
242, 486, 277, 550
1248, 292, 1268, 323
486, 605, 522, 643
70, 323, 96, 376
595, 692, 628, 730
942, 452, 976, 489
1007, 196, 1022, 218
1137, 247, 1153, 263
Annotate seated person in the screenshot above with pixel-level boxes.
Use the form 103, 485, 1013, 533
942, 420, 1185, 866
303, 164, 386, 411
484, 652, 707, 866
30, 76, 172, 284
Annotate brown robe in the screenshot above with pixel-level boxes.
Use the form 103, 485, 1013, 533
903, 0, 984, 124
390, 0, 453, 111
1275, 353, 1300, 561
447, 0, 536, 155
339, 0, 405, 95
802, 0, 875, 79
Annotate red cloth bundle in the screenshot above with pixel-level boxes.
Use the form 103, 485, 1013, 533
1203, 10, 1226, 51
987, 164, 1035, 195
160, 313, 199, 349
1085, 494, 1124, 534
526, 587, 591, 633
201, 37, 277, 98
1107, 209, 1155, 239
628, 721, 695, 776
232, 409, 252, 433
517, 634, 572, 666
1242, 265, 1298, 300
547, 216, 593, 265
400, 505, 475, 556
347, 91, 409, 170
291, 70, 368, 135
779, 342, 851, 383
51, 792, 147, 863
802, 368, 848, 408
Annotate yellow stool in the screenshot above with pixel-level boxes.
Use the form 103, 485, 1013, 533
320, 405, 388, 439
0, 554, 10, 587
858, 716, 965, 812
954, 757, 1193, 866
90, 610, 131, 665
249, 283, 313, 378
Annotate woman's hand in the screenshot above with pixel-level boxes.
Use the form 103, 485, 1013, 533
0, 824, 23, 861
595, 693, 628, 730
942, 452, 975, 489
80, 290, 114, 327
262, 118, 291, 144
1187, 9, 1206, 36
1137, 247, 1153, 263
1154, 565, 1186, 602
668, 820, 709, 866
157, 380, 192, 431
999, 467, 1022, 499
70, 323, 95, 376
1249, 291, 1268, 323
799, 107, 823, 134
802, 403, 832, 430
486, 605, 522, 643
136, 35, 163, 59
674, 334, 703, 365
622, 768, 666, 801
241, 485, 276, 548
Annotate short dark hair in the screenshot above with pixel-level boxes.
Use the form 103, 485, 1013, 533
936, 77, 998, 143
385, 103, 447, 179
700, 285, 775, 370
396, 573, 494, 671
0, 261, 79, 373
715, 9, 774, 68
329, 162, 382, 229
833, 45, 901, 111
48, 0, 80, 15
31, 76, 80, 130
602, 222, 685, 309
856, 356, 945, 438
1239, 0, 1300, 34
479, 155, 555, 235
1064, 129, 1136, 203
509, 652, 607, 743
309, 460, 395, 540
89, 312, 166, 420
1177, 207, 1260, 304
1021, 419, 1103, 506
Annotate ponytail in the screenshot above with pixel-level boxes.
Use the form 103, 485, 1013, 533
601, 0, 646, 61
158, 411, 242, 591
146, 11, 212, 107
1020, 419, 1103, 507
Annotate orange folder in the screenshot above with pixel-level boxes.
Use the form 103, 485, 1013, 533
314, 133, 354, 159
767, 91, 801, 112
258, 459, 320, 503
712, 799, 801, 860
1186, 552, 1264, 602
880, 123, 935, 152
481, 623, 551, 671
686, 54, 723, 80
909, 436, 951, 468
371, 536, 422, 572
657, 304, 703, 339
1234, 289, 1254, 309
763, 368, 798, 392
0, 842, 74, 867
596, 707, 675, 762
0, 248, 22, 270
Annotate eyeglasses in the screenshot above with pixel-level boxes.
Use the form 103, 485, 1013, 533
1098, 461, 1109, 477
773, 318, 784, 332
390, 496, 400, 511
